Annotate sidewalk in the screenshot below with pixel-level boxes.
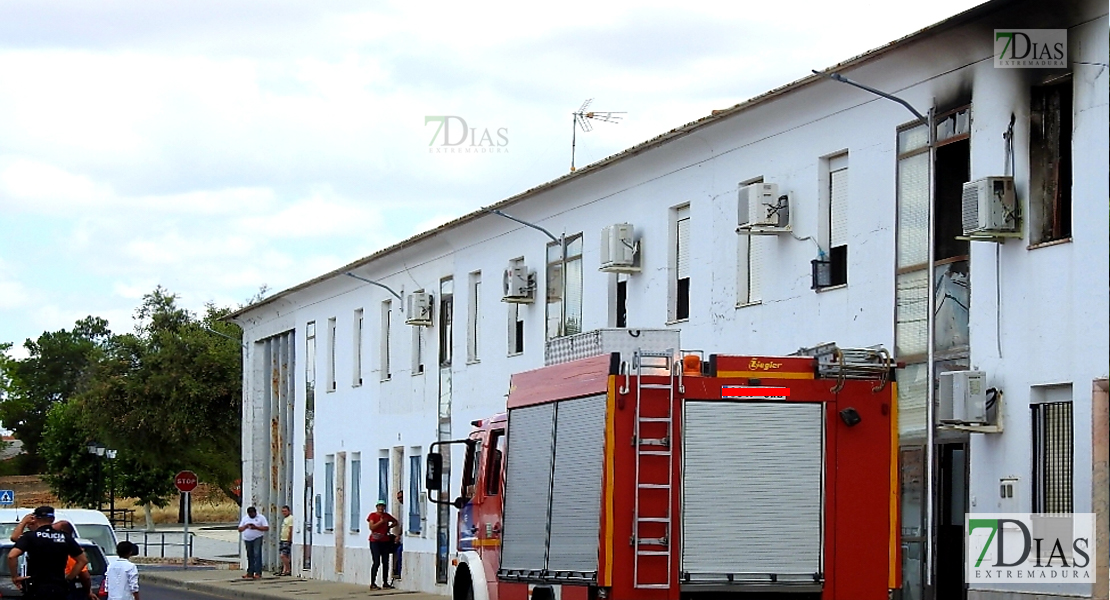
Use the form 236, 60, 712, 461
119, 523, 240, 564
140, 567, 445, 600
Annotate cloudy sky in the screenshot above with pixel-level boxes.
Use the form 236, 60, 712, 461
0, 0, 986, 355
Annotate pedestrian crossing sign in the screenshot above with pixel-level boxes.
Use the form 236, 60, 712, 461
0, 490, 14, 505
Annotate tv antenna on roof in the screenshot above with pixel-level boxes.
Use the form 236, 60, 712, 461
570, 99, 624, 172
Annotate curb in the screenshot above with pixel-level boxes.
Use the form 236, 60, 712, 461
141, 572, 282, 600
140, 572, 422, 600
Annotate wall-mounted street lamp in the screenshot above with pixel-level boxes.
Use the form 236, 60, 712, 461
202, 325, 247, 349
487, 209, 569, 336
345, 272, 403, 307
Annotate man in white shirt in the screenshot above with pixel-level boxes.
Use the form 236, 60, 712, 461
237, 506, 269, 579
104, 541, 139, 600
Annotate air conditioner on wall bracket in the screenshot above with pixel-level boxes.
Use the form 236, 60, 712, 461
599, 223, 640, 273
961, 176, 1018, 237
738, 182, 790, 233
405, 292, 434, 326
938, 370, 988, 425
502, 263, 535, 303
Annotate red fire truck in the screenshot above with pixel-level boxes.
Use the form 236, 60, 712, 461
427, 346, 900, 600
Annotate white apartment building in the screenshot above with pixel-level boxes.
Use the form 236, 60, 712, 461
229, 0, 1109, 598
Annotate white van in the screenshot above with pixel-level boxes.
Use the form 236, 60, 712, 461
55, 509, 119, 560
0, 508, 119, 561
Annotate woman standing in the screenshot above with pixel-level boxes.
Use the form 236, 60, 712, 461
366, 501, 398, 590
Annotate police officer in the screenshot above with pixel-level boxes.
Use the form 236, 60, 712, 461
7, 506, 88, 600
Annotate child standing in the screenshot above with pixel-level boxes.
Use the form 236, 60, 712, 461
104, 542, 140, 600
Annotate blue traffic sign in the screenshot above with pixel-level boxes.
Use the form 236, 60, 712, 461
0, 490, 14, 505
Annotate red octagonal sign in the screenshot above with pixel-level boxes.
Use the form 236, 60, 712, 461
174, 470, 198, 493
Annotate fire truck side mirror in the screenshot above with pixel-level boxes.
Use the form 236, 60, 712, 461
426, 453, 444, 491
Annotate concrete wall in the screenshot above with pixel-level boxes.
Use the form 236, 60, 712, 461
235, 0, 1110, 596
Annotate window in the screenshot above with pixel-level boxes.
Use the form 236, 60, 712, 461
350, 454, 361, 532
306, 322, 317, 393
895, 123, 930, 363
408, 453, 423, 534
378, 455, 389, 504
412, 324, 424, 375
467, 272, 481, 363
1033, 396, 1073, 514
326, 318, 336, 392
817, 154, 849, 288
737, 234, 765, 305
1029, 76, 1073, 245
546, 234, 583, 339
324, 456, 335, 531
485, 429, 506, 496
353, 309, 363, 386
673, 206, 691, 320
380, 301, 392, 380
610, 274, 628, 328
507, 258, 525, 356
440, 278, 454, 366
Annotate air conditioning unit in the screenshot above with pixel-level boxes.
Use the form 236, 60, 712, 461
738, 182, 789, 230
502, 264, 535, 304
938, 370, 988, 425
962, 176, 1017, 235
599, 223, 639, 273
405, 292, 434, 326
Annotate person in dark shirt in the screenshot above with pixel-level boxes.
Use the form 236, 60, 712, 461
7, 506, 87, 600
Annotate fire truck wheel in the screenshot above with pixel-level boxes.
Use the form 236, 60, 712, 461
452, 565, 475, 600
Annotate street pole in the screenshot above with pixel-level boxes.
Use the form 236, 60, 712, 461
810, 69, 936, 593
107, 450, 116, 526
183, 491, 190, 570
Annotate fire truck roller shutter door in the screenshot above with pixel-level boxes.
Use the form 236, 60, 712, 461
682, 401, 823, 583
500, 403, 557, 571
546, 394, 607, 574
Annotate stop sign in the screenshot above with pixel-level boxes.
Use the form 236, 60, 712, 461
174, 470, 198, 493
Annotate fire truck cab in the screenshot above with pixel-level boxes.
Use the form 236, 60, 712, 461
427, 345, 899, 600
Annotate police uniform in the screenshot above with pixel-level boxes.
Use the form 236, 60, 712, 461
14, 521, 84, 600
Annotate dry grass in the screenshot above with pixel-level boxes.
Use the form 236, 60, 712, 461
128, 499, 241, 525
0, 476, 241, 525
134, 482, 241, 524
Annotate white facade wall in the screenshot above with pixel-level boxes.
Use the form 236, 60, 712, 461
233, 0, 1109, 597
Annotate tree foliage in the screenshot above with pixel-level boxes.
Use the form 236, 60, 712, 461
77, 288, 243, 504
39, 401, 103, 507
3, 287, 243, 508
0, 318, 110, 470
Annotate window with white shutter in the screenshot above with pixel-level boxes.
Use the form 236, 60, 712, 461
737, 230, 765, 305
675, 205, 691, 320
828, 155, 849, 286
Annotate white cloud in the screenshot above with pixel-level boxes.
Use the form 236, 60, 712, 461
0, 0, 989, 349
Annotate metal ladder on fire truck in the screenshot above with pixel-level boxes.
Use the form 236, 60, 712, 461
624, 349, 682, 589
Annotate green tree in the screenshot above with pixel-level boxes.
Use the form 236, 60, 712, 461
39, 401, 102, 507
79, 288, 243, 505
0, 317, 110, 471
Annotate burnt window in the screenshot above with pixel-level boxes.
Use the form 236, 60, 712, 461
934, 137, 970, 261
1029, 77, 1073, 244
